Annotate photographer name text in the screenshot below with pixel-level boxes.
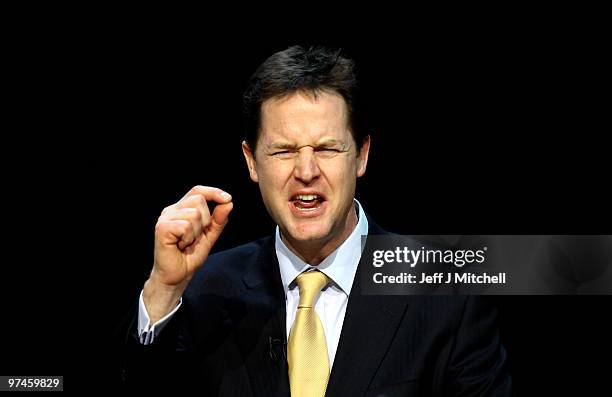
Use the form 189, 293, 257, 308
373, 272, 507, 285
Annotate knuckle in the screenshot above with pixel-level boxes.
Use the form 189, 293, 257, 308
155, 220, 171, 235
184, 194, 206, 208
190, 209, 202, 222
178, 220, 192, 233
182, 207, 199, 218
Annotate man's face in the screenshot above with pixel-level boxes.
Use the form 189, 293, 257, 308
242, 90, 370, 246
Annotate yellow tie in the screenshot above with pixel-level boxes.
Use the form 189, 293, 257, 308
288, 270, 330, 397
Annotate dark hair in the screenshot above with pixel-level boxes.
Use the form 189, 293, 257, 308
242, 45, 367, 152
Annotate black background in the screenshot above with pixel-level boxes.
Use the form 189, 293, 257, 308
2, 8, 610, 394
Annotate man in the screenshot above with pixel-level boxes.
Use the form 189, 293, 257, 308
122, 46, 511, 396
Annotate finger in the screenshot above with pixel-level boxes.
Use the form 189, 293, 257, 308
179, 185, 232, 205
211, 201, 233, 228
176, 194, 212, 227
205, 201, 234, 246
156, 219, 195, 249
159, 208, 203, 240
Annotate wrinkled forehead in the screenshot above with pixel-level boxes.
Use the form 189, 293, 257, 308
258, 90, 352, 149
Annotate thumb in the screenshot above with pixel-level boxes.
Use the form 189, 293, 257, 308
206, 201, 234, 245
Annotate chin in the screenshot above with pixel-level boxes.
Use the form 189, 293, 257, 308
285, 221, 332, 243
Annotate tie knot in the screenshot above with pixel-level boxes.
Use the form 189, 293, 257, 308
295, 270, 329, 308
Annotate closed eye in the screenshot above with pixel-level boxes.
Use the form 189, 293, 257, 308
271, 150, 296, 158
316, 148, 343, 158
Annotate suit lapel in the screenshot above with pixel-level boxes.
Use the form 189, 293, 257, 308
239, 237, 291, 397
325, 217, 412, 396
325, 275, 411, 395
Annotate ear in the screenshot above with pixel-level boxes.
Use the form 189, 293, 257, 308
356, 135, 371, 178
241, 141, 259, 182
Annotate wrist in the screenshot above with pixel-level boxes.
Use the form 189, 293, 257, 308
143, 277, 185, 323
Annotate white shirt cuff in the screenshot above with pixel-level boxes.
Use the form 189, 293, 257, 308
137, 289, 182, 345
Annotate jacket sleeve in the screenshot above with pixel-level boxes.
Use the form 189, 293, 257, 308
116, 286, 230, 392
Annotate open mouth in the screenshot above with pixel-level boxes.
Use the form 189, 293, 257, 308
290, 193, 326, 212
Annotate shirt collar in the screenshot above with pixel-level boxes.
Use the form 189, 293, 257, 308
275, 199, 369, 296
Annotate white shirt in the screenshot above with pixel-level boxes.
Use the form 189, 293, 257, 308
138, 199, 369, 370
276, 199, 368, 368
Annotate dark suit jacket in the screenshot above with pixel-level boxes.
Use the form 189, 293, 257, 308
121, 218, 511, 396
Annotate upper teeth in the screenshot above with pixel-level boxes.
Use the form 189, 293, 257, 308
297, 194, 318, 201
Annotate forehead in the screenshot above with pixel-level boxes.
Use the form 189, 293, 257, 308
258, 90, 351, 146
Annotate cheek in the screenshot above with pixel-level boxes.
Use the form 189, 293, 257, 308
257, 163, 292, 198
326, 157, 357, 182
322, 160, 358, 198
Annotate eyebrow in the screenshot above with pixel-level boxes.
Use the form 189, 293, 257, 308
317, 138, 344, 147
266, 138, 348, 151
268, 141, 298, 150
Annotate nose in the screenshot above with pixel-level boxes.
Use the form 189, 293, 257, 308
293, 147, 321, 184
